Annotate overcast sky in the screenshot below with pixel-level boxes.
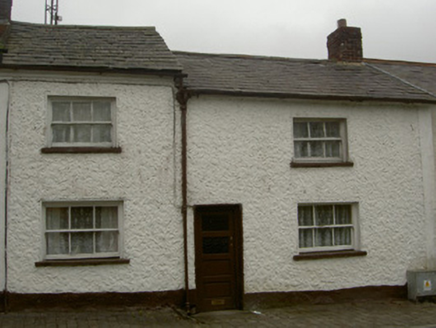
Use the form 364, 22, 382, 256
10, 0, 436, 63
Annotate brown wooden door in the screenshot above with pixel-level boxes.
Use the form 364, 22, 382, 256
194, 205, 243, 312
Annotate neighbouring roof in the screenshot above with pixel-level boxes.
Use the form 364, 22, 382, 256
0, 21, 183, 73
175, 51, 436, 104
365, 59, 436, 98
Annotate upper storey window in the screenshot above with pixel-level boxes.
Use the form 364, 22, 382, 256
50, 98, 115, 147
48, 97, 116, 148
292, 119, 350, 166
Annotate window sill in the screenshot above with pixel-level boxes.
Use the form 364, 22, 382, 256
41, 147, 122, 154
290, 161, 354, 168
293, 250, 367, 261
35, 258, 130, 267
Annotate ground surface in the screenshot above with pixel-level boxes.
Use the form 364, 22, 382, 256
1, 299, 436, 327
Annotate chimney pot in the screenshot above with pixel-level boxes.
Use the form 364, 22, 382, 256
337, 19, 347, 28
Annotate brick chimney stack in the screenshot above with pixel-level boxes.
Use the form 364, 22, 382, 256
0, 0, 12, 22
327, 19, 363, 62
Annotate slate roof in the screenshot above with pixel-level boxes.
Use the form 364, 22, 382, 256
0, 21, 182, 73
175, 51, 436, 104
366, 59, 436, 97
1, 21, 435, 104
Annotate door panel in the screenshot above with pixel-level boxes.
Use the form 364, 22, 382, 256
194, 205, 243, 312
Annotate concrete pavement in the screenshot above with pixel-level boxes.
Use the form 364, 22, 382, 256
1, 299, 436, 327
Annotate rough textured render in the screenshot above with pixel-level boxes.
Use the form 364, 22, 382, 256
6, 76, 184, 293
186, 95, 429, 293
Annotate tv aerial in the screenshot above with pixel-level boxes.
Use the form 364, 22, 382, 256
45, 0, 62, 25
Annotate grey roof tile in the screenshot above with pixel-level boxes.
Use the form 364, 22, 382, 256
366, 60, 436, 97
175, 51, 436, 103
1, 21, 182, 72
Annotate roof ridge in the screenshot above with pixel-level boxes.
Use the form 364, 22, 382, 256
11, 20, 156, 31
364, 62, 436, 99
365, 58, 436, 67
173, 50, 328, 63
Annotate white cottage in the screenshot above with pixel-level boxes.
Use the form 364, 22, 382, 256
0, 0, 188, 310
175, 20, 436, 312
1, 0, 436, 313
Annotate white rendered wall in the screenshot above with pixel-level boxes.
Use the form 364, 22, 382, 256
186, 96, 431, 293
0, 82, 8, 291
6, 75, 184, 294
420, 109, 436, 269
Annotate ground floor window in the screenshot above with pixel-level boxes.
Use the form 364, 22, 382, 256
298, 203, 357, 252
43, 201, 122, 259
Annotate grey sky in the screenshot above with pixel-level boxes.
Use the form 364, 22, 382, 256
10, 0, 436, 63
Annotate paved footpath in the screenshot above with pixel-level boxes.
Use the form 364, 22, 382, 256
1, 299, 436, 327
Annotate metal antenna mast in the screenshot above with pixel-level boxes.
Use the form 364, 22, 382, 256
45, 0, 61, 25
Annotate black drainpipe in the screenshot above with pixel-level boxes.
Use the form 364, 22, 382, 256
175, 77, 191, 314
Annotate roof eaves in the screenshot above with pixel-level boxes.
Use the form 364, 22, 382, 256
188, 88, 436, 104
0, 63, 184, 76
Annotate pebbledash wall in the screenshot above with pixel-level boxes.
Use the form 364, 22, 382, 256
5, 73, 185, 295
185, 95, 432, 294
4, 74, 436, 303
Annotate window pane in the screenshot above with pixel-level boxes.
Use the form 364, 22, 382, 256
96, 231, 118, 253
315, 228, 333, 247
71, 232, 93, 254
72, 102, 92, 121
46, 232, 69, 254
203, 237, 229, 254
309, 141, 323, 157
46, 208, 69, 230
93, 102, 111, 121
335, 205, 352, 224
298, 206, 313, 226
294, 141, 308, 157
92, 125, 112, 143
325, 141, 340, 157
52, 102, 70, 122
334, 227, 352, 246
73, 125, 92, 142
325, 122, 340, 137
52, 124, 70, 143
315, 206, 333, 225
299, 229, 313, 248
309, 122, 324, 138
71, 207, 93, 229
293, 122, 308, 138
202, 215, 229, 231
95, 207, 118, 229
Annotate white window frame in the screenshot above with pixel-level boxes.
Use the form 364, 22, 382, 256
293, 118, 348, 163
42, 201, 124, 260
297, 202, 359, 253
47, 97, 117, 148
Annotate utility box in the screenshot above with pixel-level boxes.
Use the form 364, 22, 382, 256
407, 270, 436, 301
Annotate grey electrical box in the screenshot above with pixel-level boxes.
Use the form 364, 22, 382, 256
407, 270, 436, 301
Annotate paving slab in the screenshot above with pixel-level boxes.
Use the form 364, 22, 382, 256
0, 300, 436, 327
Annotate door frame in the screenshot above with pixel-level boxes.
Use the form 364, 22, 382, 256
194, 204, 244, 312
